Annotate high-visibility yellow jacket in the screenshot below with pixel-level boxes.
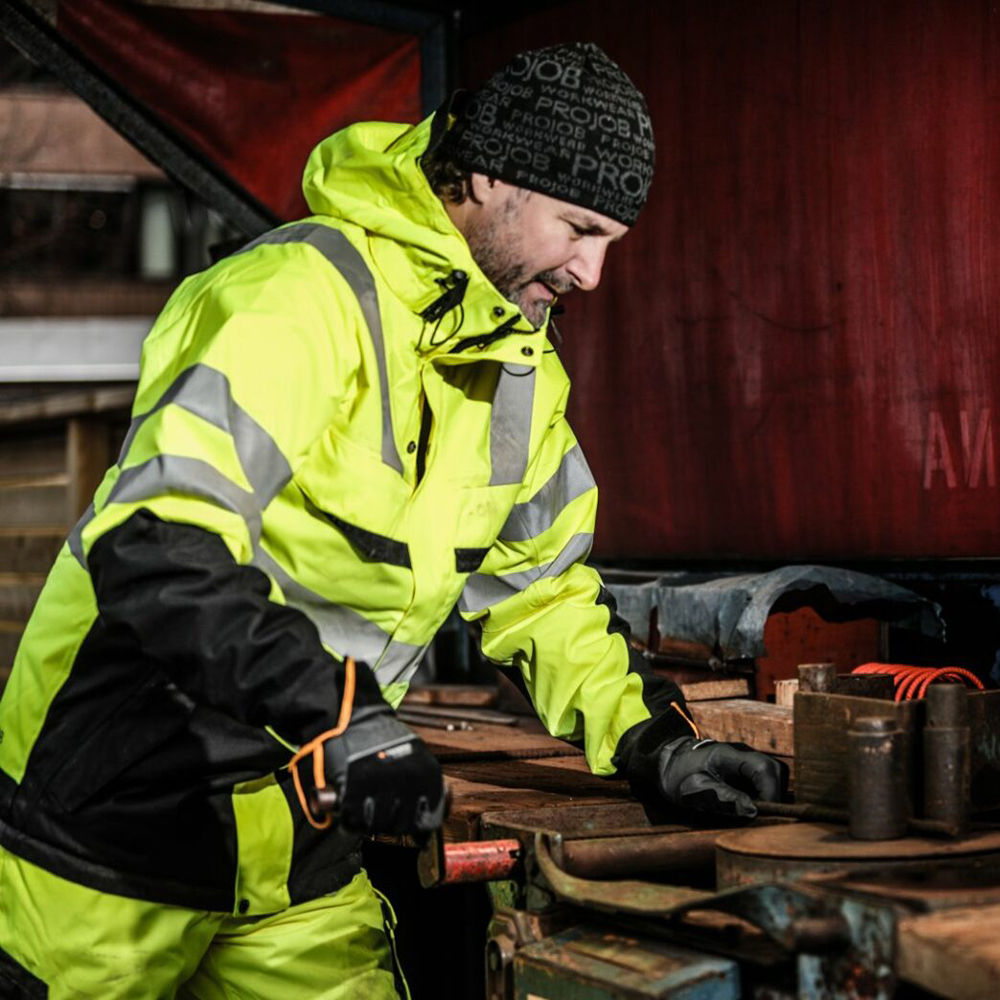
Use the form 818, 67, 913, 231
0, 114, 690, 913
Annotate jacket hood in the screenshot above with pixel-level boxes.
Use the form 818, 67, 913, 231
301, 115, 548, 363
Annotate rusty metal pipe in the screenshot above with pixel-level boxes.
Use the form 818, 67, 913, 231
924, 683, 971, 836
554, 829, 719, 880
848, 716, 907, 840
420, 839, 522, 887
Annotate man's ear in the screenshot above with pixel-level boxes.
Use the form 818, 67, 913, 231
468, 172, 498, 206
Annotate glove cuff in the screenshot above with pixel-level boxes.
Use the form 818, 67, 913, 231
612, 703, 699, 800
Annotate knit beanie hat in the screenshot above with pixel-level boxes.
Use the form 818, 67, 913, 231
440, 42, 655, 226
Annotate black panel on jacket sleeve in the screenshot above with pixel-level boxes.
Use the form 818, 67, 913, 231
88, 509, 386, 744
595, 587, 696, 778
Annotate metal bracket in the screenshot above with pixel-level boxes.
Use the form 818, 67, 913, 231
533, 832, 898, 1000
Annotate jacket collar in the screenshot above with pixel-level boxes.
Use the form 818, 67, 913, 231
301, 113, 550, 367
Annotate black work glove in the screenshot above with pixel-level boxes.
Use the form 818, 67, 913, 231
319, 707, 447, 838
613, 709, 786, 820
657, 736, 784, 818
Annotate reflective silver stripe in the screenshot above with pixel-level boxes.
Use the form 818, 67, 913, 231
373, 641, 431, 688
67, 454, 262, 570
107, 456, 262, 543
237, 223, 403, 474
253, 547, 420, 668
459, 531, 594, 614
489, 363, 536, 486
67, 502, 94, 568
119, 364, 292, 506
68, 364, 296, 569
498, 444, 595, 543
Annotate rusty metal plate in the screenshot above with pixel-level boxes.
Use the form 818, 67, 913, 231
717, 822, 1000, 861
717, 822, 1000, 889
809, 859, 1000, 912
514, 925, 740, 1000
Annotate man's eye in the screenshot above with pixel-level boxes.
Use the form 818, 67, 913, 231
569, 223, 587, 237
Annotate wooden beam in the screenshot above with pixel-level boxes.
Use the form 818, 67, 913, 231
0, 387, 134, 427
899, 905, 1000, 999
688, 698, 794, 756
66, 416, 113, 521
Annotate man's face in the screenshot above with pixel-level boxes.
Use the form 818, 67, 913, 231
463, 179, 629, 329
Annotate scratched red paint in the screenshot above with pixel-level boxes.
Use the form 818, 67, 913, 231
466, 1, 1000, 559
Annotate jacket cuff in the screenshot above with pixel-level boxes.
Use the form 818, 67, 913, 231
611, 703, 698, 799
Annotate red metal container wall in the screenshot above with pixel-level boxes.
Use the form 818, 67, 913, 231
464, 0, 1000, 560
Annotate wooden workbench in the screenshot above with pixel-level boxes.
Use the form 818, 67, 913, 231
414, 696, 795, 841
414, 718, 628, 841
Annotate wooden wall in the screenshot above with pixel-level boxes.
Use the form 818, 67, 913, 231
0, 397, 130, 692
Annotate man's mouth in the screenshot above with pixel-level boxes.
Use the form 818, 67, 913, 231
526, 277, 570, 301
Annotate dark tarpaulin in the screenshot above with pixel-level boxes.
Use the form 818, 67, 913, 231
57, 0, 422, 221
607, 564, 944, 663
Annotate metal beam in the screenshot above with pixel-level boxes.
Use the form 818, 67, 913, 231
0, 318, 151, 381
0, 0, 279, 238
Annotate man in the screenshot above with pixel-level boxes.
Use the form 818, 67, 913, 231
0, 42, 781, 998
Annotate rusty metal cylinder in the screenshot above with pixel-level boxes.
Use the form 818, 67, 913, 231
798, 662, 838, 693
923, 683, 971, 836
557, 830, 718, 879
435, 839, 521, 885
848, 716, 907, 840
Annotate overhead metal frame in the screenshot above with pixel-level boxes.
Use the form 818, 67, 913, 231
0, 0, 450, 239
270, 0, 451, 116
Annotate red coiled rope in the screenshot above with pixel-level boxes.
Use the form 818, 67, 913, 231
852, 663, 984, 702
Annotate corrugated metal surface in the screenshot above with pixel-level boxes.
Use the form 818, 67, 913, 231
465, 0, 1000, 559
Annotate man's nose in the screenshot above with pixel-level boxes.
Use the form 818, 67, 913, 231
568, 241, 608, 292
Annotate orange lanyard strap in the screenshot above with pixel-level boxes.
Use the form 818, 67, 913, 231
671, 700, 701, 739
289, 657, 357, 830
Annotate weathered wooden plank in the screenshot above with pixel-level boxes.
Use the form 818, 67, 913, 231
775, 679, 798, 708
437, 773, 625, 842
0, 477, 69, 527
0, 279, 170, 319
0, 625, 24, 669
443, 756, 630, 800
0, 388, 135, 427
899, 904, 1000, 999
403, 684, 499, 708
0, 575, 45, 621
679, 677, 750, 701
67, 417, 115, 521
418, 718, 578, 762
0, 529, 64, 573
0, 429, 65, 478
688, 699, 794, 756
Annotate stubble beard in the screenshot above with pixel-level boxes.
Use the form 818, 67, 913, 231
466, 199, 561, 330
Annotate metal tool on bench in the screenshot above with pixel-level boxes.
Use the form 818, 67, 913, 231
396, 704, 522, 731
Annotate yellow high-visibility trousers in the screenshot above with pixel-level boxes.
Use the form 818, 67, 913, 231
0, 845, 405, 999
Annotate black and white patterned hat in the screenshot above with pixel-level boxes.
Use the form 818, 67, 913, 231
441, 42, 655, 226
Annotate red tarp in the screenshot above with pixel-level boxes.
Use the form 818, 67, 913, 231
464, 0, 1000, 560
57, 0, 422, 220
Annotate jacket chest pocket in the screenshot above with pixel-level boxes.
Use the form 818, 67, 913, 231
292, 424, 413, 571
448, 483, 521, 576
